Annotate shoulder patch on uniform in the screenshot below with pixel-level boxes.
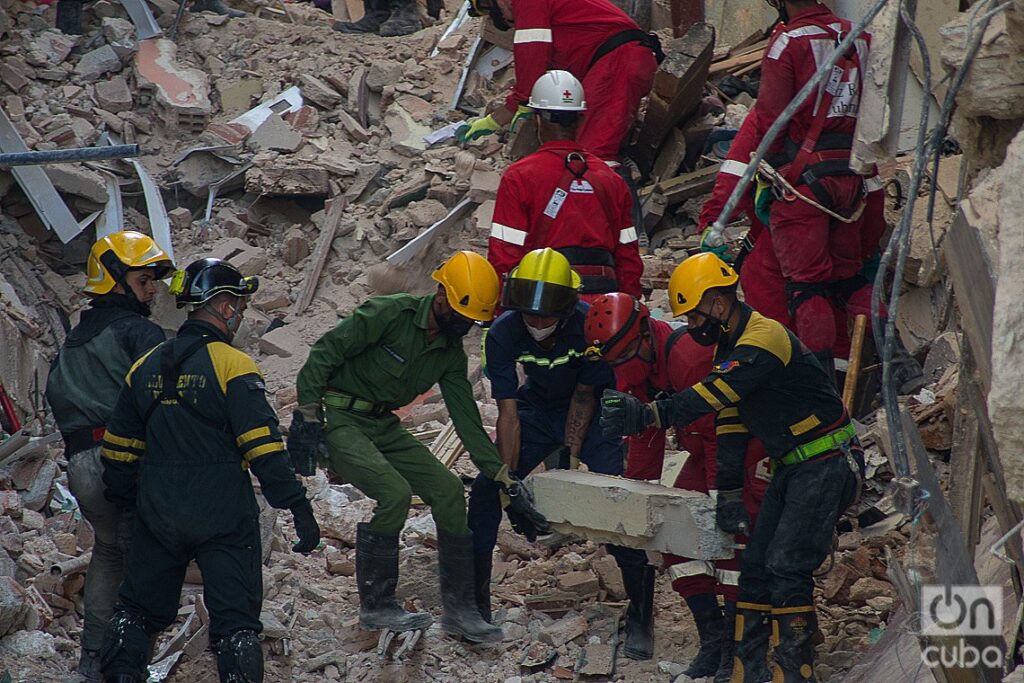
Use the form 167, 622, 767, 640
208, 341, 264, 394
735, 312, 793, 366
714, 360, 740, 374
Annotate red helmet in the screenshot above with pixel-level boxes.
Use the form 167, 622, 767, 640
584, 293, 650, 362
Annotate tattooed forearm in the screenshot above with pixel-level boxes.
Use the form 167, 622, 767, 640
564, 384, 597, 458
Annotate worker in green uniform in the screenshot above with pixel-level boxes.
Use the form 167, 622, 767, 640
289, 250, 549, 644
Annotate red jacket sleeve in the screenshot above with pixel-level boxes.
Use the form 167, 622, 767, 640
488, 168, 531, 290
506, 0, 555, 111
615, 358, 667, 480
697, 26, 795, 230
611, 179, 643, 297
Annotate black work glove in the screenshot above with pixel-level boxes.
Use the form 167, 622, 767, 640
426, 0, 443, 18
716, 488, 750, 535
600, 389, 657, 438
495, 465, 551, 542
290, 500, 321, 553
287, 408, 325, 476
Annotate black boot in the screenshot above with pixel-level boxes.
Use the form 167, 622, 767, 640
473, 552, 493, 622
355, 523, 433, 632
682, 596, 724, 678
890, 332, 926, 395
730, 602, 771, 682
191, 0, 245, 17
378, 0, 420, 36
55, 0, 83, 34
771, 606, 818, 682
333, 0, 389, 32
214, 629, 263, 683
714, 601, 738, 683
620, 565, 655, 660
437, 530, 503, 643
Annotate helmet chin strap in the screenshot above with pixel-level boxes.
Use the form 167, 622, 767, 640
203, 301, 242, 338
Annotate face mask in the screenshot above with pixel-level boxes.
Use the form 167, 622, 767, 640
225, 304, 243, 336
526, 321, 558, 342
687, 315, 725, 347
438, 310, 475, 339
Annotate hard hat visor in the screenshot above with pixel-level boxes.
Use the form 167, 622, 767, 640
501, 277, 578, 318
170, 259, 260, 309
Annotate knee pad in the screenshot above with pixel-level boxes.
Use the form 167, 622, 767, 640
99, 611, 150, 681
784, 281, 830, 320
215, 629, 264, 683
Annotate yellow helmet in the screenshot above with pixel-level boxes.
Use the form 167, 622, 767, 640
84, 231, 174, 295
501, 248, 581, 318
432, 251, 500, 322
668, 253, 738, 317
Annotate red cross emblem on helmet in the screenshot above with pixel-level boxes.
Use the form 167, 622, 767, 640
563, 89, 572, 100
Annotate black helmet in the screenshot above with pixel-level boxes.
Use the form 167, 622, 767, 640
169, 258, 259, 309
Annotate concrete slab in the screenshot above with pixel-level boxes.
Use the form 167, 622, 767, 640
134, 38, 211, 134
529, 470, 734, 559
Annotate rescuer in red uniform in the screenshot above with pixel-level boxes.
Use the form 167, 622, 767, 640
457, 0, 661, 163
487, 71, 643, 303
584, 293, 769, 683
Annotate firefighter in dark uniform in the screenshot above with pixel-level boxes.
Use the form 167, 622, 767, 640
289, 251, 547, 644
98, 258, 320, 683
468, 248, 655, 660
600, 253, 864, 682
46, 231, 173, 683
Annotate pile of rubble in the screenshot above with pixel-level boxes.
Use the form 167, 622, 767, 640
0, 0, 985, 681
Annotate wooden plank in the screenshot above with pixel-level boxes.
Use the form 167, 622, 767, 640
650, 127, 687, 183
631, 22, 716, 174
947, 399, 984, 552
944, 209, 995, 391
291, 192, 345, 315
660, 164, 720, 206
709, 48, 764, 76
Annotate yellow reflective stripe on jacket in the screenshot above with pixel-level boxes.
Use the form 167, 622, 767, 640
104, 432, 146, 451
713, 378, 740, 403
236, 426, 271, 448
243, 441, 285, 462
515, 349, 585, 369
101, 447, 140, 463
694, 383, 724, 410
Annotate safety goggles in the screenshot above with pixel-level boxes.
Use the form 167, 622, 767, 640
501, 277, 578, 319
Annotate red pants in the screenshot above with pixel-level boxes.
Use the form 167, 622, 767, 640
768, 175, 863, 354
663, 435, 769, 602
578, 42, 657, 162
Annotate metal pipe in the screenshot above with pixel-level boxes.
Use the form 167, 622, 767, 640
0, 144, 140, 167
704, 0, 892, 246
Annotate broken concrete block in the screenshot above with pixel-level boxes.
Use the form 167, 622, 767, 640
101, 17, 136, 45
168, 207, 192, 231
538, 612, 588, 647
32, 31, 76, 65
298, 74, 343, 109
0, 578, 32, 638
529, 470, 734, 559
314, 497, 375, 547
405, 199, 447, 228
468, 169, 501, 203
385, 102, 430, 157
281, 226, 310, 266
245, 166, 329, 197
209, 237, 267, 277
557, 570, 599, 596
247, 113, 302, 153
366, 60, 403, 93
74, 45, 122, 80
394, 94, 433, 123
216, 78, 264, 116
578, 643, 616, 676
591, 554, 626, 600
134, 38, 211, 134
0, 492, 22, 520
941, 11, 1024, 120
284, 105, 319, 135
15, 457, 58, 512
94, 75, 133, 113
46, 165, 108, 204
252, 284, 290, 313
0, 630, 56, 659
258, 326, 305, 359
0, 61, 30, 92
338, 109, 369, 143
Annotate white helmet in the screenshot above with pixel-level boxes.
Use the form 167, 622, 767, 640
528, 70, 587, 112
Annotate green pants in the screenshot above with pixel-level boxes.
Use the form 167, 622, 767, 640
323, 407, 469, 536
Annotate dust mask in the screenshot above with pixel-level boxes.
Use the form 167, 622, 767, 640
526, 321, 558, 342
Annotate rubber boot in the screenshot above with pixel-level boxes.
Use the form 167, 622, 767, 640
730, 602, 772, 682
378, 0, 420, 36
681, 596, 724, 679
75, 648, 101, 682
437, 530, 503, 643
890, 331, 926, 395
333, 0, 388, 32
620, 565, 655, 660
713, 601, 737, 683
355, 523, 433, 632
191, 0, 245, 17
771, 607, 818, 682
473, 552, 493, 623
55, 0, 83, 34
